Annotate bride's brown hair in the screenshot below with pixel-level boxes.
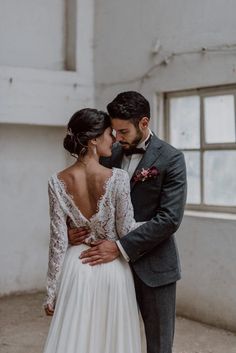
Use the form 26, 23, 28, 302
63, 108, 111, 158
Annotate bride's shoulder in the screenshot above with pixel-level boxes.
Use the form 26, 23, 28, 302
48, 173, 59, 191
113, 168, 129, 182
48, 168, 67, 188
48, 166, 75, 186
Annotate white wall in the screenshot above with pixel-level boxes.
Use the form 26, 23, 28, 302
94, 0, 236, 330
0, 0, 95, 295
0, 66, 94, 126
94, 0, 236, 112
0, 0, 65, 70
0, 124, 67, 294
176, 214, 236, 332
0, 0, 95, 127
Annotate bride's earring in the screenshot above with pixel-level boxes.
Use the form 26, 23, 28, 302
92, 144, 97, 156
89, 139, 98, 157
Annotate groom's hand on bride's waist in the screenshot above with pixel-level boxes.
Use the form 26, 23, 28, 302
79, 240, 120, 266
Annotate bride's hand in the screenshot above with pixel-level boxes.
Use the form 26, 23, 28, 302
68, 226, 90, 245
45, 304, 54, 316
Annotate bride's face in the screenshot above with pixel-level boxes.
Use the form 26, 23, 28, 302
96, 127, 114, 157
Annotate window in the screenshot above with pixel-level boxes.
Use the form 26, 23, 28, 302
165, 86, 236, 213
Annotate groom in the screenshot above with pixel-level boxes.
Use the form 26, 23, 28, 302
69, 91, 187, 353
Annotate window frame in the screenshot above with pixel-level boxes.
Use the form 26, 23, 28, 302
164, 84, 236, 214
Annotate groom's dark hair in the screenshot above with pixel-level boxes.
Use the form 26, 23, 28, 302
107, 91, 150, 126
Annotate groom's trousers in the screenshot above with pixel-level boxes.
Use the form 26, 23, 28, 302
133, 271, 176, 353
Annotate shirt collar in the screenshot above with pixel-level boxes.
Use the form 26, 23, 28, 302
137, 129, 153, 150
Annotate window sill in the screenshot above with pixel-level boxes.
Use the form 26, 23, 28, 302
184, 210, 236, 221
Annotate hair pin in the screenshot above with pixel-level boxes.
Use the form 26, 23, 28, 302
67, 128, 74, 137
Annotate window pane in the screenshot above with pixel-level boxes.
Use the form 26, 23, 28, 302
204, 151, 236, 206
204, 95, 236, 143
183, 151, 201, 204
169, 96, 200, 149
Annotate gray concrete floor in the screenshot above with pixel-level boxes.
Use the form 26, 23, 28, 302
0, 292, 236, 353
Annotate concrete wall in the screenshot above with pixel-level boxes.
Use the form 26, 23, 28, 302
177, 213, 236, 332
0, 0, 94, 295
0, 124, 67, 294
94, 0, 236, 330
0, 0, 65, 70
94, 0, 236, 118
0, 0, 95, 126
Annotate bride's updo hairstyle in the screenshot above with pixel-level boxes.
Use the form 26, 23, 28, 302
63, 108, 111, 158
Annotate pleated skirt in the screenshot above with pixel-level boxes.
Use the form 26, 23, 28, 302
43, 244, 143, 353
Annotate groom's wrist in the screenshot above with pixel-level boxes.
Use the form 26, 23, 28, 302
116, 240, 130, 262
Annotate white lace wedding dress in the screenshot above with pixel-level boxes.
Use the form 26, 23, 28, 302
43, 168, 145, 353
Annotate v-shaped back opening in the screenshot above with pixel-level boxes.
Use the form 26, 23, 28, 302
55, 168, 116, 222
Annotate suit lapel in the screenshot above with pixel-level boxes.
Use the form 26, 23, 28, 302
130, 134, 163, 190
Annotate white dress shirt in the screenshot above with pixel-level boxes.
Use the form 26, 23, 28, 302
116, 129, 153, 261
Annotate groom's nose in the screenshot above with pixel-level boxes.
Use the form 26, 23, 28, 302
115, 131, 123, 142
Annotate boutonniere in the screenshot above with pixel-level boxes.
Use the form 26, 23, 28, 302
132, 166, 160, 183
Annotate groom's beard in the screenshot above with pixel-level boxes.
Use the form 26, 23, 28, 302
120, 129, 143, 150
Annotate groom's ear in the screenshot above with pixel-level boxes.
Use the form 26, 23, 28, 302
139, 117, 149, 130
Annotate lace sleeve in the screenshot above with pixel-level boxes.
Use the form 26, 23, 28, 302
44, 180, 68, 308
115, 171, 144, 238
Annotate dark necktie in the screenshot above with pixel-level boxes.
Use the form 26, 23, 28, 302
123, 147, 145, 156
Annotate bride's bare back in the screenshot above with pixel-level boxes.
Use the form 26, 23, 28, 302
58, 164, 113, 220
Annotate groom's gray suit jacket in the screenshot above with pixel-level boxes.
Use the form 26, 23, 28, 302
102, 133, 187, 288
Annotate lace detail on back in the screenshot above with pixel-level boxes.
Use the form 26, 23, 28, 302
56, 170, 115, 224
45, 168, 142, 307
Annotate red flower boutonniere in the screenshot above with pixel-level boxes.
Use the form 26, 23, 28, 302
132, 166, 160, 183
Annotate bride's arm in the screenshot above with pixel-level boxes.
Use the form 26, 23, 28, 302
44, 180, 68, 312
115, 171, 145, 238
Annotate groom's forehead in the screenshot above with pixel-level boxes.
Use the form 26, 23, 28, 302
111, 119, 134, 130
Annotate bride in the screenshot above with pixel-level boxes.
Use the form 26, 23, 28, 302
43, 108, 145, 353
